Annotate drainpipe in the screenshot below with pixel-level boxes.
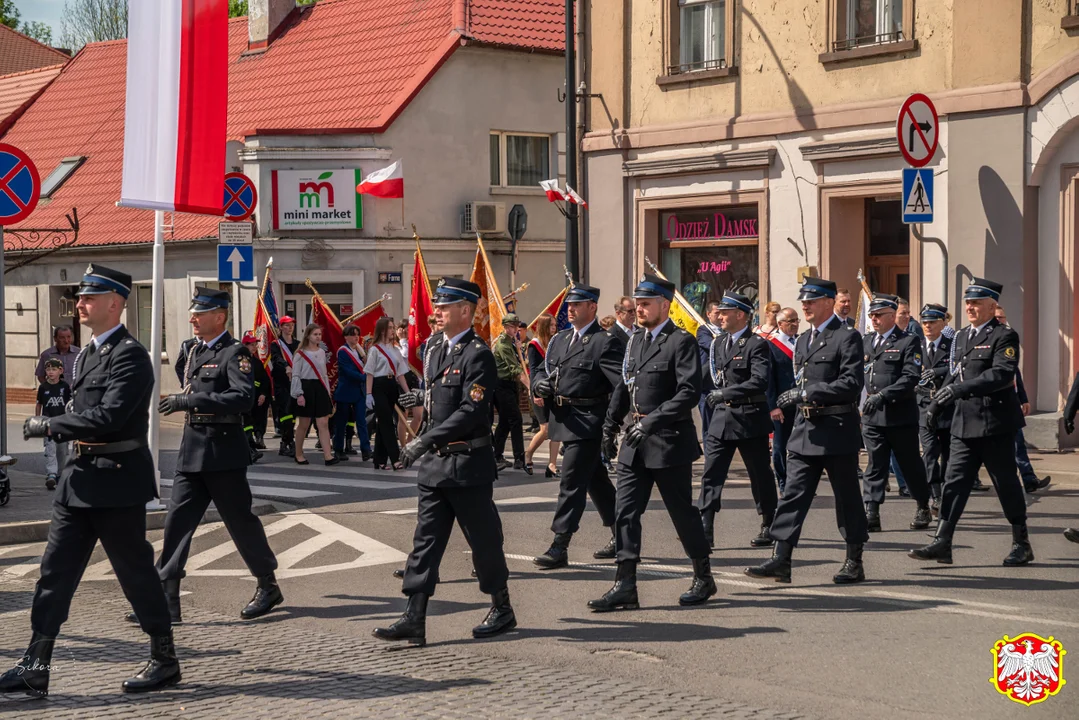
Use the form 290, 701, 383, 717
577, 0, 588, 283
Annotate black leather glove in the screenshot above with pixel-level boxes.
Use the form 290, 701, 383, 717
400, 437, 433, 469
602, 431, 618, 460
158, 394, 194, 415
925, 401, 939, 431
533, 377, 554, 399
861, 393, 884, 414
625, 423, 647, 449
705, 389, 727, 409
777, 388, 803, 410
23, 416, 50, 440
398, 389, 424, 409
933, 385, 959, 407
1065, 417, 1075, 435
920, 369, 935, 384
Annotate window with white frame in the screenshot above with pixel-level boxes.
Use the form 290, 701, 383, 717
678, 0, 725, 73
133, 285, 167, 351
40, 156, 85, 198
844, 0, 903, 48
489, 132, 550, 188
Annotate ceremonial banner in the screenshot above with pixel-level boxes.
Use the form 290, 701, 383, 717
308, 282, 346, 394
469, 236, 507, 344
647, 261, 716, 338
251, 296, 277, 393
343, 298, 388, 340
259, 258, 280, 328
408, 243, 434, 374
528, 287, 569, 333
120, 0, 227, 214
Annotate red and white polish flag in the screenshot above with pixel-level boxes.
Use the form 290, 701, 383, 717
565, 185, 588, 209
120, 0, 228, 215
540, 179, 567, 203
356, 160, 405, 198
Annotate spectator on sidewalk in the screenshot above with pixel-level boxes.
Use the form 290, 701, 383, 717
35, 325, 79, 384
36, 359, 71, 491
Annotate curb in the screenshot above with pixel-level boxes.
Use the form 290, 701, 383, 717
0, 501, 278, 546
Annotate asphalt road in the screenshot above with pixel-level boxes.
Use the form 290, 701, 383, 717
2, 440, 1076, 719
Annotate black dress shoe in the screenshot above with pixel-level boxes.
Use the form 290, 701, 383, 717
745, 540, 792, 583
865, 501, 881, 533
898, 487, 911, 498
832, 543, 866, 584
373, 594, 427, 646
750, 523, 774, 547
1064, 528, 1079, 544
362, 451, 373, 461
910, 505, 932, 530
0, 632, 54, 697
494, 457, 509, 471
1024, 476, 1051, 493
593, 535, 617, 560
533, 533, 571, 569
472, 588, 517, 638
513, 459, 526, 470
392, 568, 405, 579
971, 480, 990, 491
121, 632, 181, 693
1003, 523, 1034, 566
241, 573, 283, 619
909, 520, 954, 564
325, 457, 341, 466
679, 558, 718, 605
588, 562, 639, 612
545, 465, 560, 478
522, 462, 534, 475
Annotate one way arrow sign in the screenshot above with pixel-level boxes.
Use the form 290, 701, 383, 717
218, 244, 254, 282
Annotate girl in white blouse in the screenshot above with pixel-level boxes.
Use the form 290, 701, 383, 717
365, 317, 411, 470
291, 324, 337, 466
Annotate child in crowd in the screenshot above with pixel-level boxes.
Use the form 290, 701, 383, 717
36, 358, 71, 490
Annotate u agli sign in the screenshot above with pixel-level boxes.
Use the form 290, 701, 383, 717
662, 206, 759, 242
271, 169, 363, 230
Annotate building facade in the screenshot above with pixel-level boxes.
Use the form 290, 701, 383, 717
581, 0, 1079, 443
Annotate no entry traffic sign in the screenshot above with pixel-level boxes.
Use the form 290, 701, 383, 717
223, 172, 257, 221
896, 93, 939, 168
0, 143, 40, 225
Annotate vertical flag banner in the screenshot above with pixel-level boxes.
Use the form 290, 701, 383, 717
121, 0, 227, 214
344, 297, 389, 341
470, 236, 507, 344
408, 241, 434, 374
528, 287, 569, 333
308, 281, 346, 394
252, 297, 277, 392
259, 258, 280, 328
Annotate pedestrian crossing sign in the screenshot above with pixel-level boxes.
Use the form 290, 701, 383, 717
902, 167, 933, 224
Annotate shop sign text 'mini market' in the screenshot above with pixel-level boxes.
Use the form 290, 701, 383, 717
272, 169, 364, 230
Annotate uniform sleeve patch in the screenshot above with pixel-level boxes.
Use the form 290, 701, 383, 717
238, 356, 252, 374
1004, 346, 1016, 358
914, 353, 922, 367
469, 383, 485, 402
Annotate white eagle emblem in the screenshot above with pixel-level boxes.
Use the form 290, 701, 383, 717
994, 636, 1064, 705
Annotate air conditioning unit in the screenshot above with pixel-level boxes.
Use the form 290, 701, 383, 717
462, 201, 506, 235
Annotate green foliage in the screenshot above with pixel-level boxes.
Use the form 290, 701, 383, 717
20, 20, 52, 45
0, 0, 20, 29
228, 0, 248, 18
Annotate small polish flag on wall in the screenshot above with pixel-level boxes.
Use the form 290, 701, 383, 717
540, 179, 567, 202
120, 0, 228, 215
565, 185, 588, 210
356, 160, 404, 198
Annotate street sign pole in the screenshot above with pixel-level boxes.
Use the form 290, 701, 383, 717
147, 209, 165, 509
0, 226, 6, 456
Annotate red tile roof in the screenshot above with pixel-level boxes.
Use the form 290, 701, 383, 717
2, 0, 564, 249
0, 24, 70, 75
0, 64, 64, 135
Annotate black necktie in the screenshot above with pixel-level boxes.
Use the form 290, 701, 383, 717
643, 332, 653, 351
569, 332, 578, 349
810, 329, 819, 345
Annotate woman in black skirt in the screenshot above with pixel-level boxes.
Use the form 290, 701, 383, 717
365, 317, 411, 470
291, 324, 338, 465
524, 313, 560, 477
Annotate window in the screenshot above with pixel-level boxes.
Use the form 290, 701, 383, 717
489, 132, 550, 188
40, 156, 85, 198
133, 284, 167, 351
843, 0, 903, 49
678, 0, 725, 73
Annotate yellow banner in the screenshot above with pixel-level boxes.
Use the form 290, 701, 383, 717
668, 296, 700, 336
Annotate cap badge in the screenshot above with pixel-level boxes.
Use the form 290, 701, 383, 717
85, 263, 94, 275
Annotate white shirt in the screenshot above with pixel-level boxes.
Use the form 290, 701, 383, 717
926, 336, 942, 353
777, 330, 796, 347
366, 342, 407, 378
443, 328, 470, 354
90, 323, 123, 349
616, 320, 634, 336
570, 318, 597, 343
969, 320, 991, 337
199, 330, 228, 350
649, 318, 671, 342
813, 314, 839, 335
726, 325, 749, 346
872, 325, 896, 348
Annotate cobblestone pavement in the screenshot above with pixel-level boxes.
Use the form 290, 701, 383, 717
0, 579, 808, 719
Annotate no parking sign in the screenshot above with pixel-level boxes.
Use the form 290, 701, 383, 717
0, 143, 40, 225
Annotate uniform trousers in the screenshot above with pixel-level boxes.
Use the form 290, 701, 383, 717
550, 438, 617, 535
614, 460, 710, 563
920, 425, 951, 499
697, 396, 713, 444
272, 386, 294, 444
493, 379, 525, 461
769, 451, 870, 547
402, 483, 510, 597
371, 377, 401, 467
861, 425, 930, 505
157, 470, 278, 581
251, 396, 269, 440
939, 434, 1027, 526
32, 502, 171, 638
697, 434, 778, 521
771, 411, 795, 494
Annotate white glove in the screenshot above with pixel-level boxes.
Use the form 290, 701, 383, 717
366, 394, 375, 411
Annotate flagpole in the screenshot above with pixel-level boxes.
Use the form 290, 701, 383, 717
343, 294, 391, 326
645, 256, 716, 337
147, 210, 166, 510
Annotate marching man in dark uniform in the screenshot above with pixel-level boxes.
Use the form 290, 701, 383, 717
910, 278, 1034, 566
530, 282, 620, 567
2, 264, 180, 696
698, 291, 779, 548
746, 277, 869, 585
917, 303, 954, 516
376, 278, 516, 645
859, 293, 933, 533
141, 288, 282, 622
270, 315, 299, 456
591, 274, 716, 611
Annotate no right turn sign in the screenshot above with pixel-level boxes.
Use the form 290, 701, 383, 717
897, 93, 939, 168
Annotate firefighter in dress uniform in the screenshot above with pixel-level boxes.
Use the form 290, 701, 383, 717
916, 303, 954, 517
2, 264, 180, 696
910, 278, 1035, 566
591, 274, 717, 611
375, 278, 516, 645
698, 291, 779, 549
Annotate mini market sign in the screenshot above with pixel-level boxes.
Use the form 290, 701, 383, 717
272, 169, 363, 230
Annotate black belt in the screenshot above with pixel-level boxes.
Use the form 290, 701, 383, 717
554, 395, 610, 407
724, 393, 768, 407
187, 414, 243, 425
436, 435, 492, 457
74, 438, 147, 457
798, 403, 857, 418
